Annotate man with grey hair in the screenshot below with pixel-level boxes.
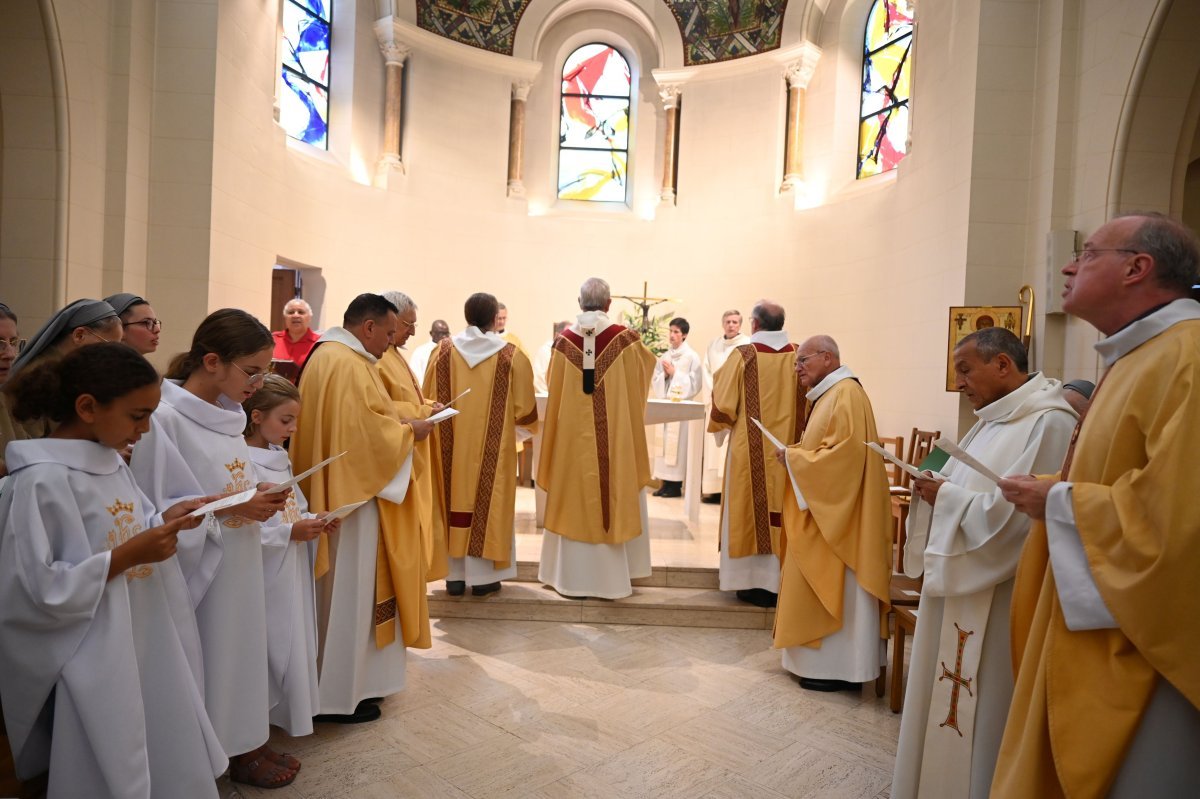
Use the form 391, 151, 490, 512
774, 335, 891, 690
273, 296, 319, 374
538, 277, 656, 598
894, 327, 1076, 798
995, 212, 1200, 797
708, 299, 799, 607
702, 309, 750, 503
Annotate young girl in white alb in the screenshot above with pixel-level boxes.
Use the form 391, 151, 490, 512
129, 309, 298, 789
0, 342, 226, 797
243, 375, 340, 738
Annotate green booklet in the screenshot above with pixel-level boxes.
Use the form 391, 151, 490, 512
918, 446, 951, 474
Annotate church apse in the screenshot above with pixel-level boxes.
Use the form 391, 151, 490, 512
416, 0, 534, 55
663, 0, 787, 66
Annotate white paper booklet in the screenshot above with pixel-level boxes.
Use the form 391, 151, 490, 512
188, 488, 257, 518
265, 451, 347, 494
322, 499, 369, 522
934, 437, 1003, 484
750, 417, 786, 450
445, 388, 471, 407
865, 441, 930, 482
428, 407, 460, 424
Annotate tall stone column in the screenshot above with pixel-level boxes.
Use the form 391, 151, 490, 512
781, 56, 817, 193
659, 84, 682, 204
378, 41, 410, 179
507, 81, 532, 198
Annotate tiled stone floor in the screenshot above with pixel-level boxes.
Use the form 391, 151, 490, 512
224, 618, 899, 799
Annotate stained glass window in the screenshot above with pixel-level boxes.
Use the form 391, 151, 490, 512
558, 44, 631, 203
280, 0, 330, 149
858, 0, 913, 179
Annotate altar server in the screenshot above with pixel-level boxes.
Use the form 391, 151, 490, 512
244, 375, 340, 738
130, 309, 295, 789
0, 343, 225, 798
650, 317, 703, 498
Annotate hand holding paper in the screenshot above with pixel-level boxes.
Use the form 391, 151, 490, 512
428, 407, 460, 424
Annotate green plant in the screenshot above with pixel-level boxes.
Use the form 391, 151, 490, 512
619, 309, 671, 356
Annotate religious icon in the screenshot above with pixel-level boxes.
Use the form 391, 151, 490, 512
945, 305, 1023, 392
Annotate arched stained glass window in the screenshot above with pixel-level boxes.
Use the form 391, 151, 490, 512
280, 0, 331, 149
858, 0, 913, 179
558, 44, 631, 203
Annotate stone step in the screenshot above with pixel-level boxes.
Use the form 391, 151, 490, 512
512, 560, 719, 589
428, 579, 773, 630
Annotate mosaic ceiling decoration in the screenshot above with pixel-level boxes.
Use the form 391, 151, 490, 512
416, 0, 788, 65
663, 0, 787, 66
416, 0, 532, 55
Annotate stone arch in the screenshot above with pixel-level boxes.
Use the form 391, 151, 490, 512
0, 0, 68, 320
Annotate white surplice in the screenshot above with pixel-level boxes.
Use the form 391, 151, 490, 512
533, 339, 554, 394
893, 373, 1077, 799
130, 379, 270, 757
651, 341, 703, 481
247, 444, 320, 737
538, 310, 653, 599
310, 328, 414, 715
408, 339, 437, 385
0, 439, 224, 798
702, 332, 749, 493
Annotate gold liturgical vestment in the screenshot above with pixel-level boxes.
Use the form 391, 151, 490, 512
423, 339, 538, 569
992, 314, 1200, 798
776, 376, 891, 650
377, 346, 444, 581
538, 325, 656, 544
708, 340, 802, 558
294, 336, 429, 649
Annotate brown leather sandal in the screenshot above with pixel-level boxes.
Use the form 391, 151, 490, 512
262, 746, 301, 774
228, 751, 296, 790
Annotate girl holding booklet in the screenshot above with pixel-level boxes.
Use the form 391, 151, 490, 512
243, 375, 341, 739
130, 309, 297, 789
0, 343, 226, 797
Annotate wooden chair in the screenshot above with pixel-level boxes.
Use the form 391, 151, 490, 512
876, 434, 907, 494
891, 428, 940, 574
890, 605, 918, 713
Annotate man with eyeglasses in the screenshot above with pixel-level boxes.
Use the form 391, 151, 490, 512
106, 293, 161, 355
773, 335, 892, 692
708, 300, 800, 608
993, 213, 1200, 797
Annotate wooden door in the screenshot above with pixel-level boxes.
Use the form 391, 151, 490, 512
271, 267, 299, 332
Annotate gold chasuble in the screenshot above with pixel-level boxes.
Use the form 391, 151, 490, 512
708, 341, 802, 558
294, 337, 429, 650
539, 325, 656, 543
423, 339, 538, 569
377, 346, 445, 582
993, 317, 1200, 798
775, 377, 891, 650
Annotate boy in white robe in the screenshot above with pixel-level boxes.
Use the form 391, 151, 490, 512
651, 317, 703, 498
0, 343, 226, 798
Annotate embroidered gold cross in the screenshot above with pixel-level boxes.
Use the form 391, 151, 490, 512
937, 623, 975, 736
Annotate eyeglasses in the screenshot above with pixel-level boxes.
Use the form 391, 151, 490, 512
84, 328, 114, 344
229, 361, 266, 386
0, 338, 26, 354
797, 351, 828, 365
123, 318, 162, 333
1071, 248, 1140, 263
399, 318, 418, 331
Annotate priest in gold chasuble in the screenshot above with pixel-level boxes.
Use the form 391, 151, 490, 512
538, 278, 656, 599
377, 291, 445, 582
775, 336, 892, 691
708, 300, 801, 607
423, 293, 538, 596
293, 293, 428, 721
994, 214, 1200, 798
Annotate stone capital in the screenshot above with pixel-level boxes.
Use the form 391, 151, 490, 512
512, 80, 533, 102
658, 84, 682, 110
379, 41, 410, 67
783, 49, 821, 90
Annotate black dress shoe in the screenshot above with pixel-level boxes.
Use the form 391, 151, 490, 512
471, 581, 501, 596
363, 697, 385, 705
313, 701, 382, 724
652, 486, 667, 497
798, 678, 860, 693
658, 481, 683, 498
446, 580, 466, 596
701, 493, 722, 505
735, 588, 778, 608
